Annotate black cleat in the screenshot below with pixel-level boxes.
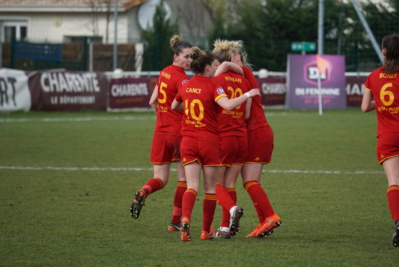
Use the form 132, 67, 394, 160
393, 220, 399, 247
130, 189, 146, 219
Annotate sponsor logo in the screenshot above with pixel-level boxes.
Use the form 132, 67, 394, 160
217, 88, 226, 95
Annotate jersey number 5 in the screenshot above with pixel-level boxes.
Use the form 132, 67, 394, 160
158, 82, 167, 104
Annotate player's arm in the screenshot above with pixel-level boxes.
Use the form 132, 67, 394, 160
361, 88, 375, 112
245, 97, 252, 120
171, 99, 183, 111
149, 86, 158, 111
217, 88, 260, 111
215, 62, 243, 76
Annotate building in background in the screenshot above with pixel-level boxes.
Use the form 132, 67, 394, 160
0, 0, 149, 44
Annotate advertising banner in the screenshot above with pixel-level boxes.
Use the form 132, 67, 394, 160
108, 77, 157, 111
0, 68, 31, 112
287, 54, 346, 109
28, 70, 108, 111
346, 76, 367, 107
258, 77, 287, 106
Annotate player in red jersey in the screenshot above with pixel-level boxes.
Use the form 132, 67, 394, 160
227, 40, 282, 238
130, 36, 191, 232
211, 40, 252, 239
361, 33, 399, 247
171, 47, 260, 241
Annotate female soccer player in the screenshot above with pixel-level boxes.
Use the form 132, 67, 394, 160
212, 40, 252, 239
228, 40, 282, 238
130, 35, 191, 232
172, 46, 260, 241
361, 33, 399, 247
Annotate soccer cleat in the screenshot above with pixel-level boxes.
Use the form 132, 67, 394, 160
167, 221, 181, 232
393, 220, 399, 247
246, 223, 263, 238
229, 206, 244, 236
180, 217, 191, 242
200, 227, 216, 240
216, 227, 231, 239
256, 213, 282, 238
130, 189, 146, 219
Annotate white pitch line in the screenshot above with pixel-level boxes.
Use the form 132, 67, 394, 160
0, 116, 155, 123
0, 165, 384, 175
0, 112, 286, 123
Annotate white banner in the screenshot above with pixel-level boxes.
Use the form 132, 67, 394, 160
0, 68, 31, 112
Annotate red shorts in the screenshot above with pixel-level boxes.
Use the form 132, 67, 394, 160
180, 135, 221, 166
150, 132, 182, 164
245, 125, 274, 164
377, 133, 399, 164
221, 135, 247, 166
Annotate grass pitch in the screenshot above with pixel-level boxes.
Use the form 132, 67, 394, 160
1, 108, 399, 266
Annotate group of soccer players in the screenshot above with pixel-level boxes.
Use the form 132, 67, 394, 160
129, 35, 281, 242
130, 33, 399, 247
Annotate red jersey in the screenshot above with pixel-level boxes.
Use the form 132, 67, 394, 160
175, 75, 227, 140
242, 66, 269, 131
212, 71, 250, 137
154, 64, 189, 135
365, 67, 399, 137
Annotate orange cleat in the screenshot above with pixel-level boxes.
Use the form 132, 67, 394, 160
200, 227, 216, 240
180, 217, 191, 242
256, 213, 281, 238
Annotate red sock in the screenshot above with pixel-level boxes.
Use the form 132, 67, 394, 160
142, 178, 164, 196
203, 193, 217, 232
182, 188, 197, 220
387, 185, 399, 222
171, 181, 187, 224
227, 187, 237, 204
244, 180, 274, 222
216, 184, 236, 227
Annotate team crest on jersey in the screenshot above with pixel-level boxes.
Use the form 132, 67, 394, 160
217, 87, 226, 95
182, 79, 189, 85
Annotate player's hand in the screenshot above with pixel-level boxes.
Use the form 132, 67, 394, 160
248, 88, 261, 97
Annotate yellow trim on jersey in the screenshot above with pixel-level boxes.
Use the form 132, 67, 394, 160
215, 94, 227, 102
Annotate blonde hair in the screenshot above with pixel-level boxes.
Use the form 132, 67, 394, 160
229, 40, 250, 68
212, 39, 231, 63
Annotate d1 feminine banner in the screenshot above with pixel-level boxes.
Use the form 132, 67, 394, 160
108, 77, 157, 111
286, 54, 346, 109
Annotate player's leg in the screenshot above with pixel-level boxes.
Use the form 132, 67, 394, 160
383, 156, 399, 247
180, 162, 201, 241
201, 165, 219, 240
130, 163, 170, 219
223, 164, 244, 236
168, 159, 187, 231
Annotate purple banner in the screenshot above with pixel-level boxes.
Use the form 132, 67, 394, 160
28, 70, 108, 111
287, 54, 346, 109
346, 76, 366, 107
258, 77, 287, 106
108, 77, 157, 110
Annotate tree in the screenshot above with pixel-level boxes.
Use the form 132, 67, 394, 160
141, 0, 179, 71
207, 0, 395, 72
88, 0, 113, 43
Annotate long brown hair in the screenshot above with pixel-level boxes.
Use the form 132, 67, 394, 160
170, 35, 192, 56
382, 34, 399, 74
